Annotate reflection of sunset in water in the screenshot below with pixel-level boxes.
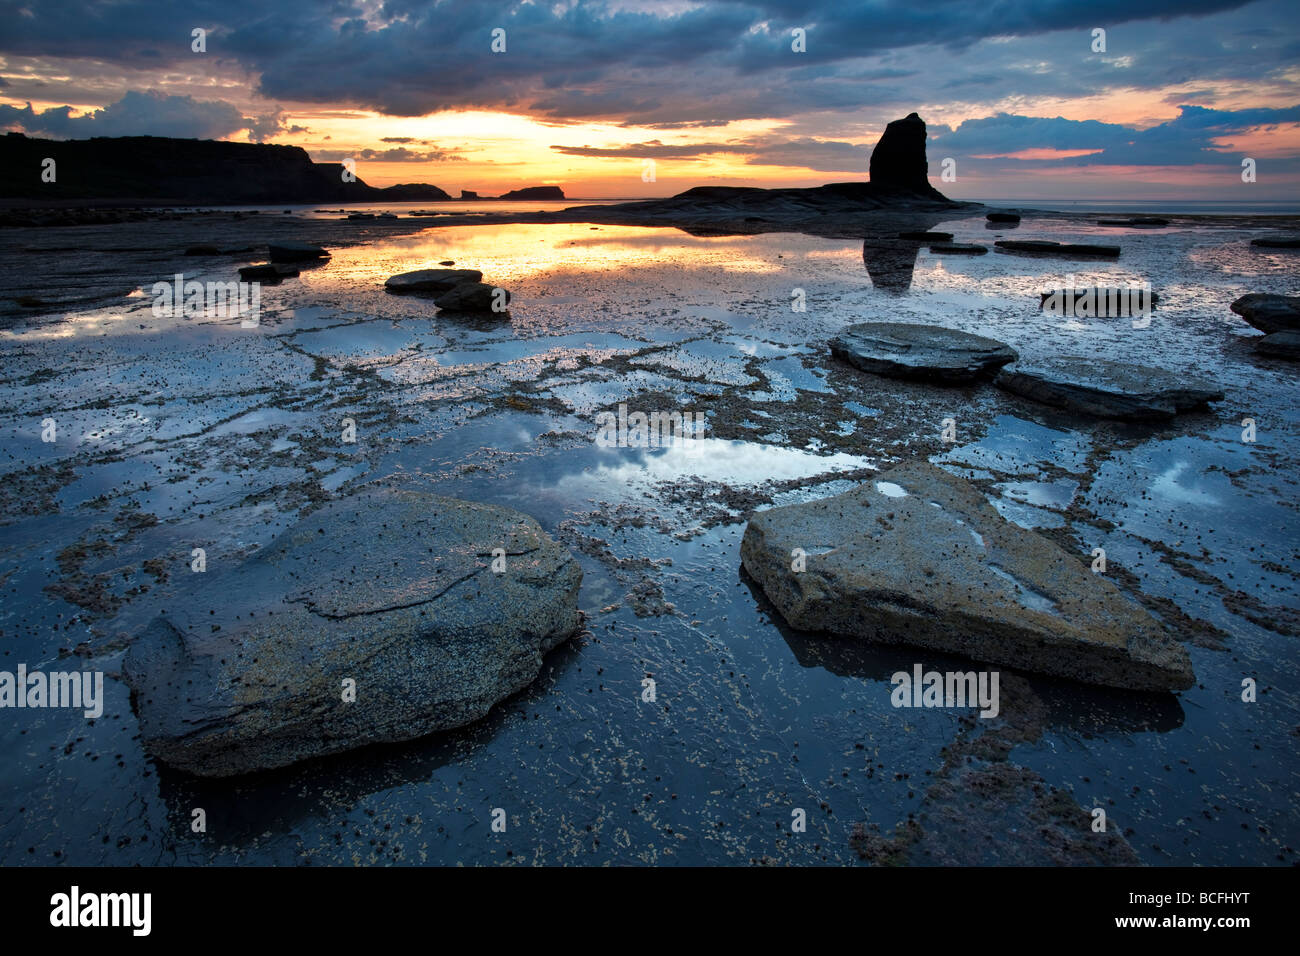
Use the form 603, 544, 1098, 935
325, 223, 792, 287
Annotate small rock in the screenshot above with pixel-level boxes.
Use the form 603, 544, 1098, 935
267, 241, 329, 263
384, 268, 483, 293
1040, 287, 1158, 316
831, 322, 1017, 384
435, 281, 511, 313
929, 243, 987, 255
898, 231, 953, 241
995, 356, 1222, 420
1250, 236, 1300, 249
985, 212, 1021, 224
1255, 331, 1300, 360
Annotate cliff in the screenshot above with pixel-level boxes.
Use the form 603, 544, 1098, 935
0, 133, 451, 204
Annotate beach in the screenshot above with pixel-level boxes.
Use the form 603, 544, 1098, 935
0, 205, 1296, 864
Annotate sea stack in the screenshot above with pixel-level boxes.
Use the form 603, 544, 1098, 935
869, 112, 946, 200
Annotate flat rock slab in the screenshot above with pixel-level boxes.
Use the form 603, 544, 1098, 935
899, 231, 953, 241
995, 240, 1120, 258
1039, 287, 1158, 316
1250, 236, 1300, 248
831, 322, 1017, 384
930, 243, 988, 255
384, 268, 483, 293
123, 488, 582, 777
1231, 293, 1300, 333
985, 213, 1021, 223
267, 241, 329, 263
1256, 330, 1300, 360
740, 461, 1194, 691
1097, 217, 1168, 227
995, 356, 1223, 420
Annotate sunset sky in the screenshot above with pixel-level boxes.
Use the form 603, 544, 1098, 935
1, 0, 1297, 200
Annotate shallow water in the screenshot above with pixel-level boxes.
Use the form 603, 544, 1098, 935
0, 214, 1297, 865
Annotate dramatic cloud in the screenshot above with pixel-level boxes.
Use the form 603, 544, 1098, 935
0, 90, 263, 139
0, 0, 1282, 124
934, 105, 1300, 166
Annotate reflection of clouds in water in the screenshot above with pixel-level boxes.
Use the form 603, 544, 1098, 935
568, 437, 870, 488
1150, 461, 1219, 505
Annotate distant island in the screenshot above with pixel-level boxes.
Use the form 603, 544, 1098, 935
0, 132, 563, 205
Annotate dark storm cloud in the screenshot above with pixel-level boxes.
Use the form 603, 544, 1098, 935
0, 90, 265, 139
0, 0, 1272, 122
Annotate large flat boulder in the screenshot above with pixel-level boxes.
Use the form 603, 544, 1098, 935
1250, 236, 1300, 249
384, 268, 483, 293
831, 322, 1017, 384
741, 462, 1194, 691
995, 357, 1222, 420
1230, 293, 1300, 333
123, 488, 582, 777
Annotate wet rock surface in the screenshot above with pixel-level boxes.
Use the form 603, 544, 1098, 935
831, 322, 1017, 383
123, 488, 583, 777
930, 242, 987, 255
995, 357, 1223, 420
1039, 287, 1159, 312
384, 268, 483, 293
268, 241, 329, 263
1256, 330, 1300, 360
740, 461, 1195, 691
898, 231, 953, 242
1231, 293, 1300, 333
435, 280, 510, 313
996, 239, 1121, 258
